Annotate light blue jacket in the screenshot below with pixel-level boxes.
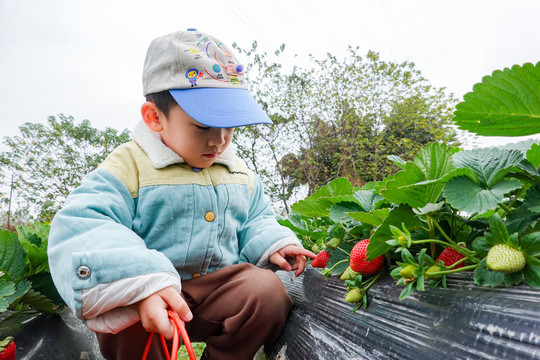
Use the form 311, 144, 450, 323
48, 122, 299, 333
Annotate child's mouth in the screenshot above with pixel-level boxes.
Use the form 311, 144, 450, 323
204, 153, 217, 158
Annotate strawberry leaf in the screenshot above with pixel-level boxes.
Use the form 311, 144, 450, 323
488, 213, 510, 243
443, 176, 522, 214
453, 62, 540, 136
0, 230, 27, 282
506, 185, 540, 234
524, 256, 540, 288
347, 208, 390, 227
526, 142, 540, 168
472, 237, 492, 257
329, 202, 363, 223
381, 143, 460, 208
474, 260, 505, 287
451, 148, 524, 186
503, 271, 523, 287
0, 280, 16, 312
353, 190, 386, 212
521, 232, 540, 256
368, 205, 424, 260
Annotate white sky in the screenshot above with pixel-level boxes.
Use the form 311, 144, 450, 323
1, 0, 540, 148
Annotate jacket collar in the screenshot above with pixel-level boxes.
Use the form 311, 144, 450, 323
131, 121, 236, 171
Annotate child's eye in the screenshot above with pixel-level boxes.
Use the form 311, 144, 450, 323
195, 125, 211, 130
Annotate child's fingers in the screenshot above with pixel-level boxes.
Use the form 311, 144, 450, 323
269, 253, 293, 272
160, 287, 193, 322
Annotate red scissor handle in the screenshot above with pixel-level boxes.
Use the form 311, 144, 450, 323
141, 310, 196, 360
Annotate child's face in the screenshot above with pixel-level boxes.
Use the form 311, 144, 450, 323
161, 105, 234, 168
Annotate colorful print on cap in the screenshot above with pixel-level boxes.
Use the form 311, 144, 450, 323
183, 31, 245, 88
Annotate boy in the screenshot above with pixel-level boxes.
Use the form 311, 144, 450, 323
48, 29, 315, 360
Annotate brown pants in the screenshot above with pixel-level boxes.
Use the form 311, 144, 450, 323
97, 263, 293, 360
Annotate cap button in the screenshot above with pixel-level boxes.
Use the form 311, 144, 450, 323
187, 28, 197, 31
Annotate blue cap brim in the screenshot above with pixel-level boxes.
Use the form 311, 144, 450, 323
169, 88, 272, 128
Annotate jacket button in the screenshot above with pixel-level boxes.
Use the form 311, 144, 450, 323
204, 211, 215, 222
192, 273, 201, 278
77, 266, 91, 280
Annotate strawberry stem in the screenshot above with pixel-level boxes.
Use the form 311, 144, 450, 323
411, 239, 480, 263
426, 264, 479, 276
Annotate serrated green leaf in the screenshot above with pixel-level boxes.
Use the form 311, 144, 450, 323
0, 230, 27, 281
453, 62, 540, 136
326, 243, 354, 276
504, 271, 523, 286
0, 280, 16, 298
474, 260, 505, 287
347, 208, 390, 227
291, 179, 357, 218
451, 148, 524, 186
489, 213, 510, 243
521, 232, 540, 256
526, 143, 540, 168
5, 279, 31, 304
382, 143, 463, 208
368, 205, 424, 260
523, 256, 540, 288
472, 237, 492, 257
329, 201, 363, 223
353, 190, 386, 212
20, 288, 58, 314
443, 176, 522, 214
387, 155, 407, 169
506, 185, 540, 234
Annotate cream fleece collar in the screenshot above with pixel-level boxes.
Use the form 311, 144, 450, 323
131, 121, 236, 171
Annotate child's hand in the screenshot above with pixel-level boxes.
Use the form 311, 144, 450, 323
270, 245, 316, 277
135, 286, 193, 339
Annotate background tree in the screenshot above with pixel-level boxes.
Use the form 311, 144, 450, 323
234, 44, 460, 212
0, 114, 130, 223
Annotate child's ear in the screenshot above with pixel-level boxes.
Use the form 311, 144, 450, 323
141, 101, 164, 132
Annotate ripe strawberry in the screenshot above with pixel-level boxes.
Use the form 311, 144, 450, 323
486, 244, 526, 274
311, 250, 330, 268
0, 337, 16, 360
436, 247, 465, 269
350, 239, 384, 275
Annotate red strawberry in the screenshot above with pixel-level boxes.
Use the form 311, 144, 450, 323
311, 250, 330, 268
350, 239, 384, 275
436, 247, 465, 269
0, 337, 16, 360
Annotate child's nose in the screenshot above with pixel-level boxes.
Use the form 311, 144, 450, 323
208, 128, 227, 146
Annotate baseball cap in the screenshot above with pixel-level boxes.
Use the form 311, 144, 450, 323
142, 28, 272, 128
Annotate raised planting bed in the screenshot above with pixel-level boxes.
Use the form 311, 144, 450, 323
264, 267, 540, 360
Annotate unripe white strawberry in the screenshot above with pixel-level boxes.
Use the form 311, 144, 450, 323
486, 244, 526, 274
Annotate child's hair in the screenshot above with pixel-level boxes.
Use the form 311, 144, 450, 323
146, 90, 178, 118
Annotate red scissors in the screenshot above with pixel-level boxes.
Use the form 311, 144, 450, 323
141, 310, 197, 360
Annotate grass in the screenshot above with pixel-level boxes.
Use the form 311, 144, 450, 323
178, 342, 206, 359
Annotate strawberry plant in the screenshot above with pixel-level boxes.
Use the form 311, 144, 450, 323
279, 62, 540, 306
0, 223, 64, 345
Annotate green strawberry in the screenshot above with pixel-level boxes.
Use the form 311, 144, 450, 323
326, 237, 341, 249
425, 264, 442, 280
486, 244, 526, 273
399, 265, 417, 280
340, 266, 360, 281
345, 288, 364, 303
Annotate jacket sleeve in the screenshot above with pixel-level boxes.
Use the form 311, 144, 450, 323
237, 174, 301, 265
47, 168, 180, 325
